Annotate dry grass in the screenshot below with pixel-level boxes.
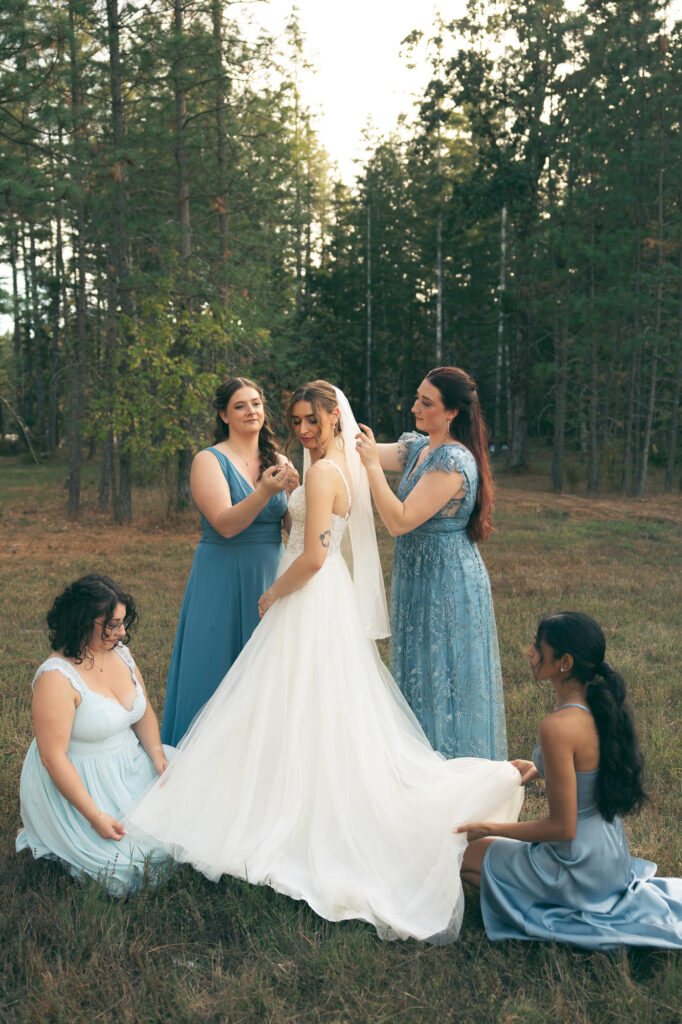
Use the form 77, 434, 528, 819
0, 455, 680, 1024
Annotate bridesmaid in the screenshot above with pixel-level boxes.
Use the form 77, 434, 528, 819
356, 366, 506, 759
16, 574, 174, 895
455, 611, 682, 950
161, 377, 296, 745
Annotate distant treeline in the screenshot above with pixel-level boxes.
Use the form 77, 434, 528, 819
0, 0, 680, 518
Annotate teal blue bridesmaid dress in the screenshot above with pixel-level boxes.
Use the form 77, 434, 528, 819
16, 648, 174, 896
161, 448, 286, 745
480, 705, 682, 949
390, 432, 507, 760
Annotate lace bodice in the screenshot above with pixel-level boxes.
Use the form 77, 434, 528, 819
285, 464, 351, 560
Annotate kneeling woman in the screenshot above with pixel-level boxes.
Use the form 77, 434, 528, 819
16, 574, 174, 896
455, 611, 682, 949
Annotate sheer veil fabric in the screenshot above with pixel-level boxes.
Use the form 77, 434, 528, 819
302, 387, 389, 639
125, 386, 523, 943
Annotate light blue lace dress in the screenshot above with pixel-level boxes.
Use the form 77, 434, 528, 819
16, 647, 174, 896
390, 432, 507, 759
481, 705, 682, 949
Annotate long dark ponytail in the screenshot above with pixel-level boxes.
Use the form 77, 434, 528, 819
537, 611, 647, 822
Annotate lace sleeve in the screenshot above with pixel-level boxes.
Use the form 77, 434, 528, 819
114, 643, 138, 682
396, 431, 424, 469
32, 657, 87, 697
424, 445, 478, 497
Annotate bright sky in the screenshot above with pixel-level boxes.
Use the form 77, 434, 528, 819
249, 0, 463, 182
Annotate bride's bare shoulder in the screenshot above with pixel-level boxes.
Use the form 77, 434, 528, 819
305, 457, 346, 489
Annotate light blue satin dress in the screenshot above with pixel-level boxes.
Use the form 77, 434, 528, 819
161, 448, 286, 745
390, 432, 507, 759
16, 648, 174, 896
481, 704, 682, 949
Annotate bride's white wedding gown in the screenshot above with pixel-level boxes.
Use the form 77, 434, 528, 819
126, 469, 523, 942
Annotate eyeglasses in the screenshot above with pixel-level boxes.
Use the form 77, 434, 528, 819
95, 616, 133, 636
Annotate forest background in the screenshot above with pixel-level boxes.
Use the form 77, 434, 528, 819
1, 0, 681, 518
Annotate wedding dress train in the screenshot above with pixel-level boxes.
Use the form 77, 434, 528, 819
126, 398, 523, 942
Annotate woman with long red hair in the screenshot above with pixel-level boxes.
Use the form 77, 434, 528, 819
357, 367, 507, 760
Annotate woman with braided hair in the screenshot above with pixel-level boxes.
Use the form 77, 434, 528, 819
161, 377, 297, 745
454, 611, 682, 949
357, 367, 507, 760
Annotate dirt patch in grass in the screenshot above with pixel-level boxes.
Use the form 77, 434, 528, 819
496, 484, 682, 525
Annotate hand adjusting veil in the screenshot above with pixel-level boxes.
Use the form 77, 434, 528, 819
302, 387, 390, 639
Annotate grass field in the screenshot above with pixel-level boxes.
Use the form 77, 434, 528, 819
0, 455, 680, 1024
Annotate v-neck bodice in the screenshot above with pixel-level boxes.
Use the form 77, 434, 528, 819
33, 647, 147, 750
199, 447, 287, 546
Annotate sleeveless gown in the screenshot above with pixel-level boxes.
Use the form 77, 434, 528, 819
16, 646, 174, 896
126, 463, 523, 943
161, 447, 287, 745
390, 432, 507, 759
481, 703, 682, 949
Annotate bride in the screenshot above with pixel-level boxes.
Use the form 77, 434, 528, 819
125, 381, 523, 942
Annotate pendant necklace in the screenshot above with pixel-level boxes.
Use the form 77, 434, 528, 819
226, 441, 257, 470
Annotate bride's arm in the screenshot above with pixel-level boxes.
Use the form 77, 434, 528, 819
258, 465, 336, 615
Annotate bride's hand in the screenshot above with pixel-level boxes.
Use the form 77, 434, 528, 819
356, 424, 379, 467
258, 588, 277, 617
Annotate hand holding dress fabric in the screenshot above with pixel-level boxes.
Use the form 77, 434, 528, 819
16, 574, 175, 896
459, 612, 682, 950
124, 383, 524, 944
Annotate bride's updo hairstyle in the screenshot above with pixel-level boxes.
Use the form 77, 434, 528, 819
213, 376, 280, 475
285, 380, 343, 454
536, 611, 647, 822
425, 366, 493, 543
47, 573, 138, 663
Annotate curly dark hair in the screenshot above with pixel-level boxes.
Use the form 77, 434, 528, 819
424, 367, 494, 543
46, 573, 138, 662
537, 611, 647, 822
213, 377, 280, 478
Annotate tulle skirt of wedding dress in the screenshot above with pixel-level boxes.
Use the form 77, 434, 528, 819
125, 549, 523, 942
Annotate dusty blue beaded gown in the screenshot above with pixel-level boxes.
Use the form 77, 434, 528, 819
481, 704, 682, 949
16, 647, 174, 896
390, 432, 507, 760
161, 447, 286, 745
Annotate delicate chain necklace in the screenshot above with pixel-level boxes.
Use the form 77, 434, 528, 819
86, 649, 107, 673
226, 441, 258, 469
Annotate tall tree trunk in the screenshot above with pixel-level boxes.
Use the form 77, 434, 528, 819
552, 296, 568, 493
493, 205, 507, 447
666, 118, 682, 491
28, 223, 45, 446
509, 316, 528, 469
106, 0, 136, 521
174, 0, 193, 510
635, 113, 665, 498
9, 224, 25, 424
212, 0, 229, 299
67, 0, 86, 518
47, 212, 62, 457
365, 199, 373, 423
587, 212, 599, 493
